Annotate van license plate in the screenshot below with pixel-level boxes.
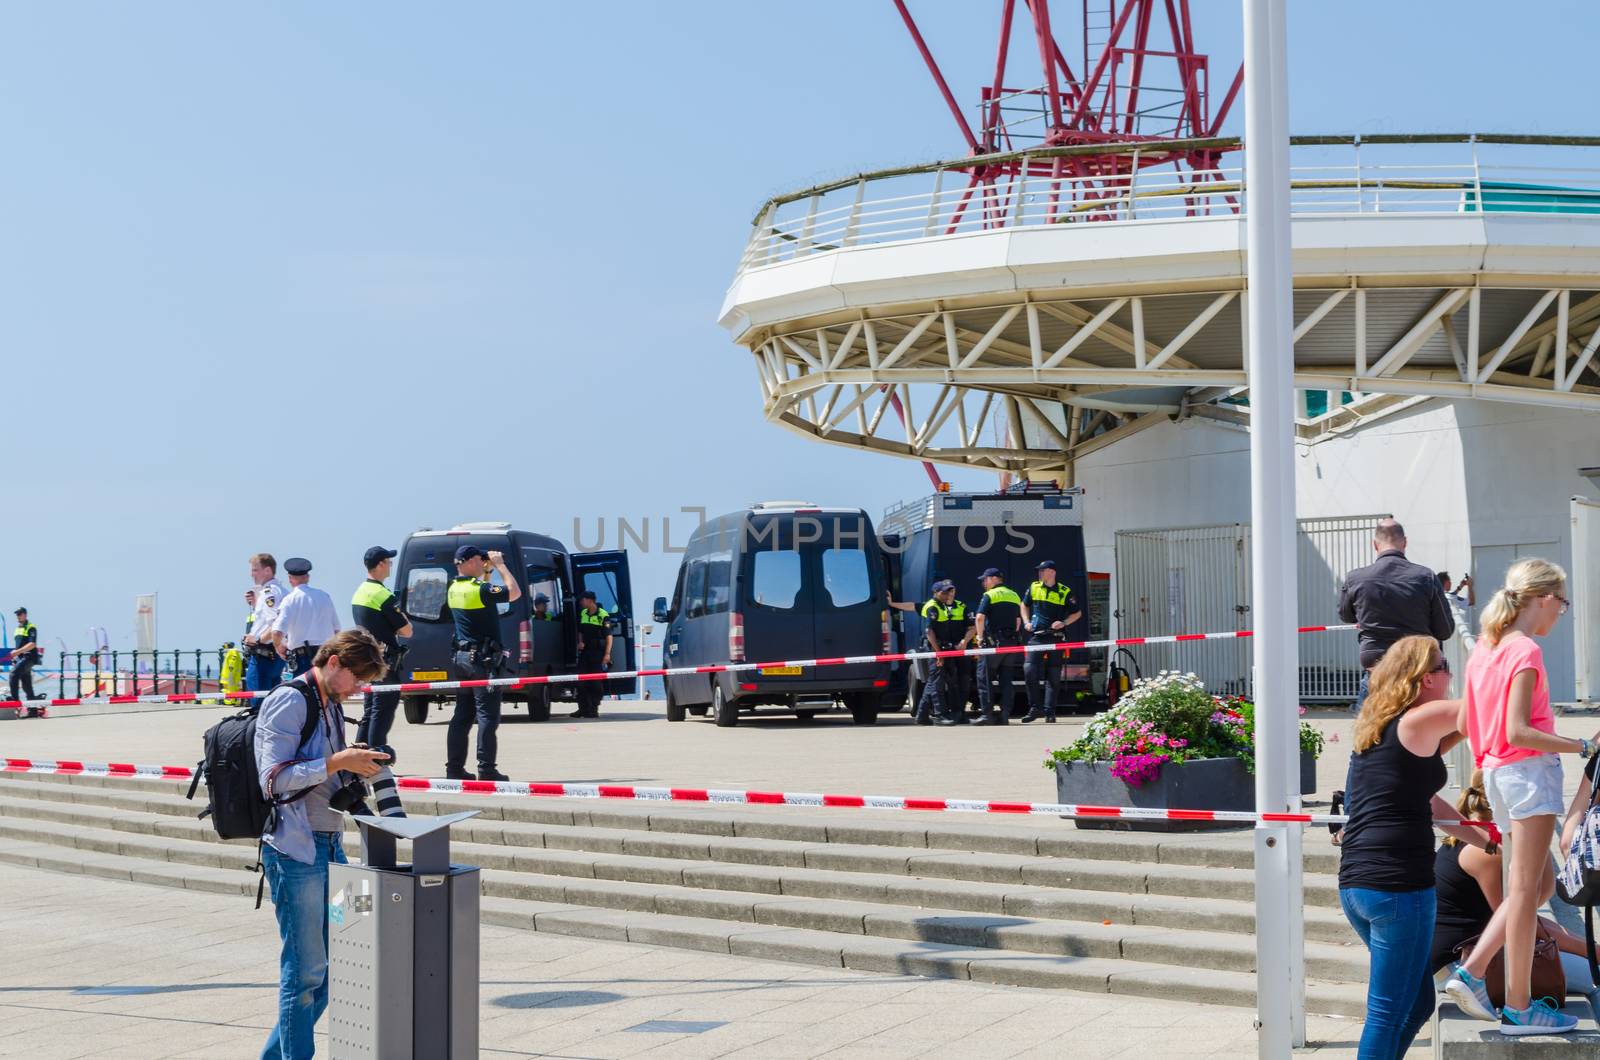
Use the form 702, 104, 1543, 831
760, 666, 802, 676
411, 671, 447, 681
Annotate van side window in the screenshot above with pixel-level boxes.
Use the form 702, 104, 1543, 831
751, 550, 802, 610
704, 549, 733, 615
684, 559, 709, 619
821, 548, 872, 608
405, 567, 450, 621
523, 555, 561, 612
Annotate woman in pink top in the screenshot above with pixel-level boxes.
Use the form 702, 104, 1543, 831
1450, 558, 1599, 1035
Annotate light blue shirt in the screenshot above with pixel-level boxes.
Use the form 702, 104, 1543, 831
254, 679, 348, 864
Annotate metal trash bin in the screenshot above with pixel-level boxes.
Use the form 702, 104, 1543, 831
328, 810, 481, 1059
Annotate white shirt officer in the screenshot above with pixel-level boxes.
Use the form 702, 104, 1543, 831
246, 577, 287, 649
271, 558, 341, 661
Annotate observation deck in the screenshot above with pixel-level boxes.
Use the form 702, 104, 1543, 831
718, 135, 1600, 479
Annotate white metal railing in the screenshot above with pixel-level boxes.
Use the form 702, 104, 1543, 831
737, 142, 1600, 273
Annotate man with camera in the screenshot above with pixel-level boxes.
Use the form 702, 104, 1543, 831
351, 545, 412, 748
254, 628, 390, 1059
445, 545, 520, 781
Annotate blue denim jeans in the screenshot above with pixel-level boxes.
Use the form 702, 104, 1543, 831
261, 832, 346, 1060
246, 653, 286, 694
1340, 886, 1437, 1060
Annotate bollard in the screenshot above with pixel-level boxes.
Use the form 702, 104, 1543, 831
328, 811, 481, 1059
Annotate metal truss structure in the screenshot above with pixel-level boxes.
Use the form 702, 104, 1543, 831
747, 279, 1600, 480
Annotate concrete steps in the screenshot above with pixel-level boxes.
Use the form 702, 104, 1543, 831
0, 770, 1367, 1016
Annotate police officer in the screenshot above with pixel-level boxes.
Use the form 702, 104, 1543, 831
271, 558, 341, 677
9, 607, 41, 713
532, 593, 558, 621
446, 545, 520, 780
916, 581, 975, 725
1020, 560, 1082, 724
268, 560, 340, 675
352, 546, 413, 747
242, 553, 288, 692
567, 590, 612, 719
972, 568, 1024, 725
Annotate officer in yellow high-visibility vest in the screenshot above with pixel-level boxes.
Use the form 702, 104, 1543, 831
445, 546, 520, 781
9, 607, 41, 712
914, 580, 974, 725
972, 570, 1024, 725
352, 546, 412, 747
567, 590, 612, 719
1020, 560, 1082, 724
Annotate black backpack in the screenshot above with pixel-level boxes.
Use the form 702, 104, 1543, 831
187, 678, 322, 840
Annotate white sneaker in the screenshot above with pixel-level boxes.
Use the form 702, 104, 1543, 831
1443, 966, 1498, 1022
1500, 998, 1580, 1036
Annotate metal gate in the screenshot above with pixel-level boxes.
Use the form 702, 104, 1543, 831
1114, 516, 1379, 702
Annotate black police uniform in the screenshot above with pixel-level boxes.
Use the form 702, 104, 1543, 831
446, 576, 511, 778
973, 584, 1024, 724
352, 578, 408, 747
1022, 578, 1079, 722
572, 606, 611, 718
914, 596, 972, 725
9, 614, 40, 706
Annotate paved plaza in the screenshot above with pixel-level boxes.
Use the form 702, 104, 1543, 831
4, 701, 1598, 1057
0, 862, 1384, 1059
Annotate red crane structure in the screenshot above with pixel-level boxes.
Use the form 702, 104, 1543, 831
892, 0, 1242, 228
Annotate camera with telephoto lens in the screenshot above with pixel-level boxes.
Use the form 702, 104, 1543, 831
328, 744, 406, 818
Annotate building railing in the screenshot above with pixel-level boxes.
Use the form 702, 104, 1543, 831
55, 649, 226, 699
737, 133, 1600, 273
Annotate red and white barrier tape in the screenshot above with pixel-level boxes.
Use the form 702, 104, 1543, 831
1, 756, 1488, 829
0, 623, 1356, 712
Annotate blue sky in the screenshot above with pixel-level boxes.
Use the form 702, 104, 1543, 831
1, 1, 1595, 656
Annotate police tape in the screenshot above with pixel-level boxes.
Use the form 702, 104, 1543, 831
0, 623, 1357, 712
1, 756, 1489, 828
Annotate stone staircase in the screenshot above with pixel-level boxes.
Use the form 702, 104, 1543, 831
0, 770, 1373, 1015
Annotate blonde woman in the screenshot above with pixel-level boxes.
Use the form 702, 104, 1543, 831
1432, 771, 1600, 1022
1455, 558, 1600, 1035
1339, 636, 1485, 1059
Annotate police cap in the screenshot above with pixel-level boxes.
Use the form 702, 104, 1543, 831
363, 546, 398, 570
533, 592, 550, 604
578, 589, 597, 602
284, 557, 313, 576
1035, 559, 1056, 571
931, 579, 955, 593
13, 606, 26, 615
979, 567, 1003, 580
454, 545, 486, 564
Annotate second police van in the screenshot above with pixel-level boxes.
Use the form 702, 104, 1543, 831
653, 502, 905, 726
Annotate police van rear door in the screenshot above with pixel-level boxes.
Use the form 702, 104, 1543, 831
570, 550, 637, 696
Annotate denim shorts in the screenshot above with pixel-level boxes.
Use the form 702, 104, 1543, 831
1483, 753, 1565, 829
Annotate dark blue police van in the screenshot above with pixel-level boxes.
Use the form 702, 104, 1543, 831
652, 502, 904, 727
879, 485, 1090, 712
395, 522, 634, 723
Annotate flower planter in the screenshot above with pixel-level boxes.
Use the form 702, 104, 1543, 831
1055, 751, 1318, 832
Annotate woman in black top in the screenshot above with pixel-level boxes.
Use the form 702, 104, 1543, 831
1433, 765, 1600, 1014
1339, 636, 1486, 1059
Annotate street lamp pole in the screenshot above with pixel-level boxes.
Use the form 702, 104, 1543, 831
1242, 0, 1306, 1052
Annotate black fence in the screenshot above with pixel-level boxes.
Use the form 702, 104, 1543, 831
56, 649, 227, 699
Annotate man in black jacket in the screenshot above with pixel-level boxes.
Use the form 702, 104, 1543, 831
1337, 518, 1455, 709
